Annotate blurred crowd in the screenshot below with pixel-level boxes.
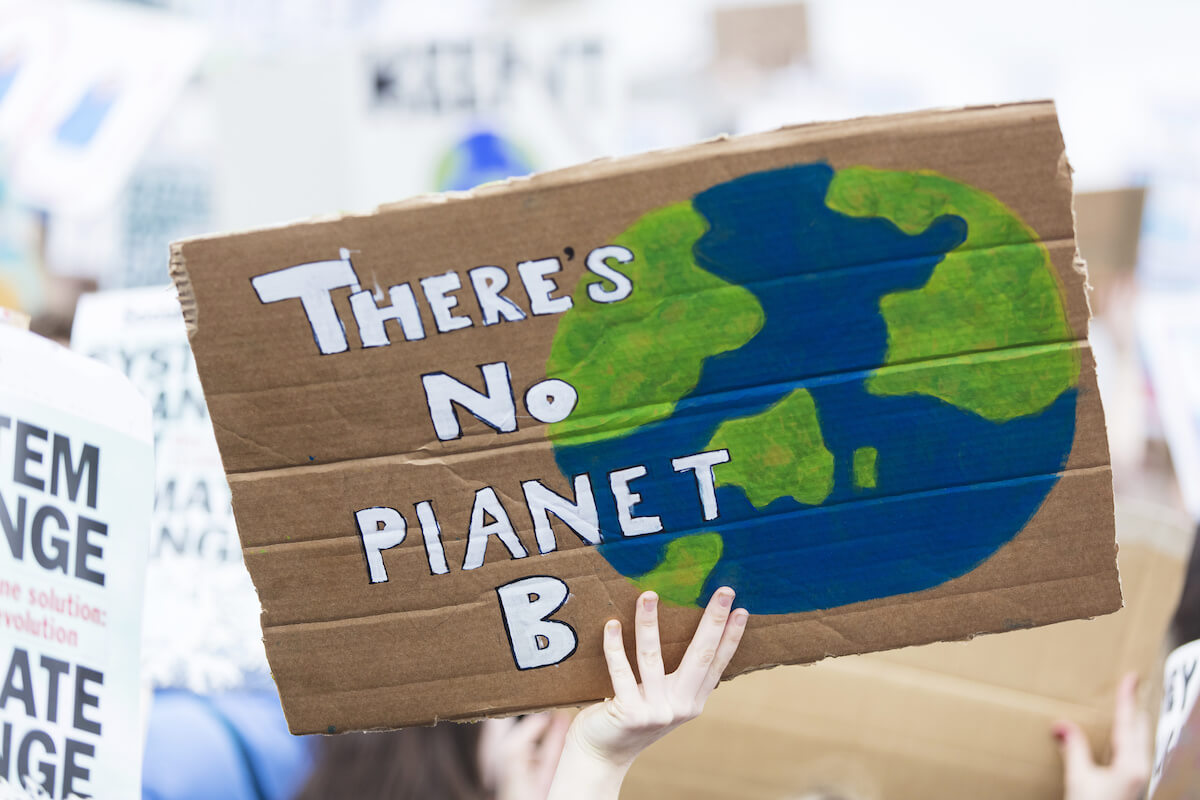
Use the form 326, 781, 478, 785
1, 1, 1198, 799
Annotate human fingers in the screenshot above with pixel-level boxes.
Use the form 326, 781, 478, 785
1110, 673, 1152, 784
1053, 720, 1096, 785
634, 592, 666, 700
673, 587, 735, 699
697, 607, 749, 698
602, 619, 640, 704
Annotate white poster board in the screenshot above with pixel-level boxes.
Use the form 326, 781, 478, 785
1138, 290, 1200, 520
1153, 638, 1200, 794
0, 325, 152, 799
70, 287, 265, 690
0, 0, 206, 216
212, 25, 621, 231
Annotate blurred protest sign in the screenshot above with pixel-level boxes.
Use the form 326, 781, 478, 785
1154, 637, 1200, 796
1155, 692, 1200, 799
70, 287, 265, 689
0, 167, 40, 316
0, 0, 206, 216
171, 101, 1118, 733
44, 81, 216, 291
71, 287, 233, 563
1139, 290, 1200, 520
1138, 101, 1200, 290
211, 26, 620, 230
359, 30, 617, 183
713, 3, 809, 70
0, 325, 152, 798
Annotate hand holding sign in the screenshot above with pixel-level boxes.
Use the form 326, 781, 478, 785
548, 587, 748, 799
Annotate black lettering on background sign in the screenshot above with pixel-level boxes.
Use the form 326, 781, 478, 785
13, 422, 49, 493
368, 38, 605, 115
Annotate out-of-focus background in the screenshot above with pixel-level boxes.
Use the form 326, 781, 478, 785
2, 1, 1198, 799
6, 0, 1199, 518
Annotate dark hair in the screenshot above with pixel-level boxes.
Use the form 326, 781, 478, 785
1169, 524, 1200, 649
291, 723, 488, 800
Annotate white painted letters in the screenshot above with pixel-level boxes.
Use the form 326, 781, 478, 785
355, 506, 407, 584
495, 576, 577, 670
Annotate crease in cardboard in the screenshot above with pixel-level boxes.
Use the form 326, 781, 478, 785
221, 339, 1098, 479
254, 545, 1117, 633
265, 573, 1122, 729
240, 464, 1110, 556
211, 417, 296, 465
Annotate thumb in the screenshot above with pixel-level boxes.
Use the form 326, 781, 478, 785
1054, 720, 1096, 779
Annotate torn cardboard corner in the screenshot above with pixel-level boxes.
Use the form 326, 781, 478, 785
171, 100, 1120, 734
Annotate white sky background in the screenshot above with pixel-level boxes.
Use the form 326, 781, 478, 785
396, 0, 1199, 191
110, 0, 1200, 193
25, 0, 1200, 262
803, 0, 1200, 190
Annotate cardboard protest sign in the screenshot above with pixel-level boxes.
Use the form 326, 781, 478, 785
0, 326, 153, 797
171, 100, 1119, 734
70, 287, 266, 690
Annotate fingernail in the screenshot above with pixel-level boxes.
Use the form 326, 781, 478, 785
606, 620, 620, 638
643, 592, 658, 611
732, 609, 749, 625
717, 588, 734, 607
1051, 724, 1066, 742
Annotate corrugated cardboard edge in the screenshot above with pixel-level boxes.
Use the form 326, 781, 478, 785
170, 100, 1060, 250
1063, 146, 1121, 616
1062, 138, 1121, 618
354, 608, 1129, 732
1062, 145, 1097, 322
168, 241, 197, 338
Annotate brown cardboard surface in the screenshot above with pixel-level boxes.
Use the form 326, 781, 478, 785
623, 503, 1189, 800
172, 101, 1120, 733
